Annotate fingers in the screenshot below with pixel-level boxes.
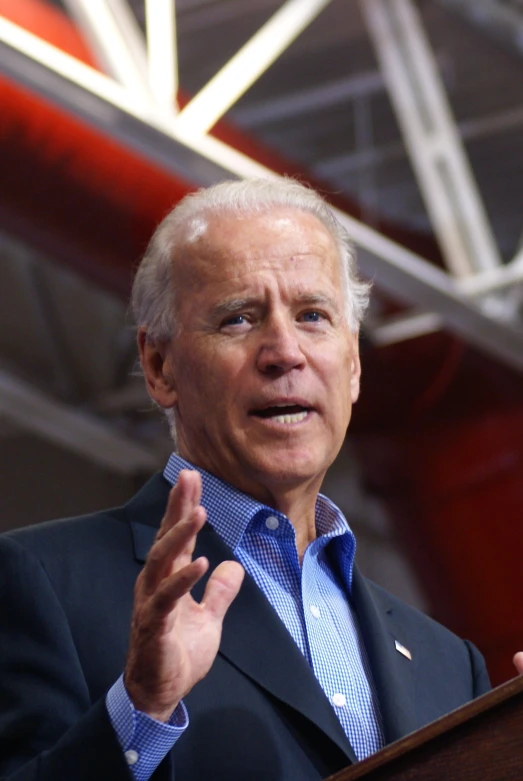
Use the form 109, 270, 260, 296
201, 561, 245, 623
513, 651, 523, 675
151, 556, 210, 617
141, 470, 205, 594
157, 470, 202, 541
142, 505, 207, 594
135, 469, 244, 631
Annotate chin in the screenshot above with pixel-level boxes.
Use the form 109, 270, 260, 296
252, 448, 328, 486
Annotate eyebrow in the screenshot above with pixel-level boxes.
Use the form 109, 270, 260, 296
210, 293, 341, 319
294, 293, 340, 311
210, 298, 258, 319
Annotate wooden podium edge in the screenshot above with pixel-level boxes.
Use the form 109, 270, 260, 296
328, 674, 523, 780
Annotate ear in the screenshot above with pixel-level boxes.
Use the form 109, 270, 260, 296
349, 332, 361, 404
137, 327, 178, 410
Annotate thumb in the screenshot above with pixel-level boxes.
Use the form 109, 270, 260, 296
202, 561, 244, 622
513, 652, 523, 675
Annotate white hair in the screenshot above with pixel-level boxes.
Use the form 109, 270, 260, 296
130, 177, 371, 439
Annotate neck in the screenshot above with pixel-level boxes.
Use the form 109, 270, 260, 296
265, 482, 320, 563
174, 447, 323, 562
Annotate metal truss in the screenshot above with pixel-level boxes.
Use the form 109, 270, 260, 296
435, 0, 523, 57
361, 0, 502, 277
0, 368, 162, 474
0, 0, 521, 386
315, 101, 523, 179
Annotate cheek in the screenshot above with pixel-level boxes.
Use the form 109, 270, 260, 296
321, 355, 355, 417
320, 348, 353, 387
183, 349, 248, 410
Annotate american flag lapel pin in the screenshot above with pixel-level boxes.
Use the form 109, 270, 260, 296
395, 639, 412, 660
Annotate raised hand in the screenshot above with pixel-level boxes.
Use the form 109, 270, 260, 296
124, 469, 244, 722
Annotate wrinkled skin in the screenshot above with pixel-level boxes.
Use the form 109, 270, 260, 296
128, 207, 361, 719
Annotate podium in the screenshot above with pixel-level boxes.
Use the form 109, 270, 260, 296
329, 675, 523, 781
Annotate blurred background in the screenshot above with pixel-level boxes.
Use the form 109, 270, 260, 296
0, 0, 522, 684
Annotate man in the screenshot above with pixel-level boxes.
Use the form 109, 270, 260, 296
0, 178, 521, 781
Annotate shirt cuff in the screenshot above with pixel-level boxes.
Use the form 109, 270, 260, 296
106, 674, 188, 781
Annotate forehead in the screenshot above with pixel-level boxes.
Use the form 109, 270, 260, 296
174, 207, 341, 288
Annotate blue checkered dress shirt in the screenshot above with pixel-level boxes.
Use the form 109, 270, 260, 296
107, 453, 384, 779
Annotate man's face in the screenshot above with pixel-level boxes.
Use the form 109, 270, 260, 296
146, 207, 361, 505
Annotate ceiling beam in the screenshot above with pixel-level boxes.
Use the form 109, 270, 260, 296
361, 0, 502, 276
0, 15, 232, 183
63, 0, 152, 103
315, 103, 523, 178
368, 310, 443, 346
144, 0, 178, 111
0, 9, 522, 372
0, 368, 164, 474
435, 0, 523, 58
340, 212, 523, 370
174, 0, 332, 136
232, 53, 451, 128
232, 70, 388, 127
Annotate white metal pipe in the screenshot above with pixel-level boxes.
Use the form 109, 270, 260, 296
174, 0, 332, 137
0, 369, 162, 474
457, 258, 523, 296
0, 15, 149, 115
63, 0, 151, 104
369, 311, 443, 346
361, 0, 502, 275
145, 0, 178, 111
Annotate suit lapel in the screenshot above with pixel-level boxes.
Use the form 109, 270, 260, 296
126, 475, 356, 764
352, 569, 418, 743
193, 523, 357, 764
126, 477, 422, 749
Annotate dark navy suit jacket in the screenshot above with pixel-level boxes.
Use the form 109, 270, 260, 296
0, 473, 491, 780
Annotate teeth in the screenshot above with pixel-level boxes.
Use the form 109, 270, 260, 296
272, 410, 308, 424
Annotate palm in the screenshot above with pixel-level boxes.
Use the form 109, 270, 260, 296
125, 471, 244, 722
162, 562, 240, 700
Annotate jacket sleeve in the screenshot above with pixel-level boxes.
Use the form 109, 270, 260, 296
0, 536, 172, 781
464, 639, 492, 698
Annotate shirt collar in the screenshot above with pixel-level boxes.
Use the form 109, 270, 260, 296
163, 453, 266, 551
163, 453, 356, 584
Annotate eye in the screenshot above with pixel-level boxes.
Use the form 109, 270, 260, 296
219, 313, 252, 333
300, 310, 324, 323
223, 314, 246, 326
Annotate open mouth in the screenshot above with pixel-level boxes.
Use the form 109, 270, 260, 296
251, 403, 311, 425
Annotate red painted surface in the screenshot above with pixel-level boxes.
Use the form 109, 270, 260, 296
0, 0, 442, 295
353, 340, 523, 685
1, 0, 522, 685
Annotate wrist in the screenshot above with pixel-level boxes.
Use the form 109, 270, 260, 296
124, 676, 180, 723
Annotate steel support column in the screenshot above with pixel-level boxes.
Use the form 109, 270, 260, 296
361, 0, 502, 276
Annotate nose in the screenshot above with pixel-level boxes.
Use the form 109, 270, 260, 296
256, 314, 306, 375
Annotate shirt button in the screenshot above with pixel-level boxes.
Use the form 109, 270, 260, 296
331, 693, 346, 708
265, 515, 279, 530
124, 750, 139, 766
310, 605, 321, 618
